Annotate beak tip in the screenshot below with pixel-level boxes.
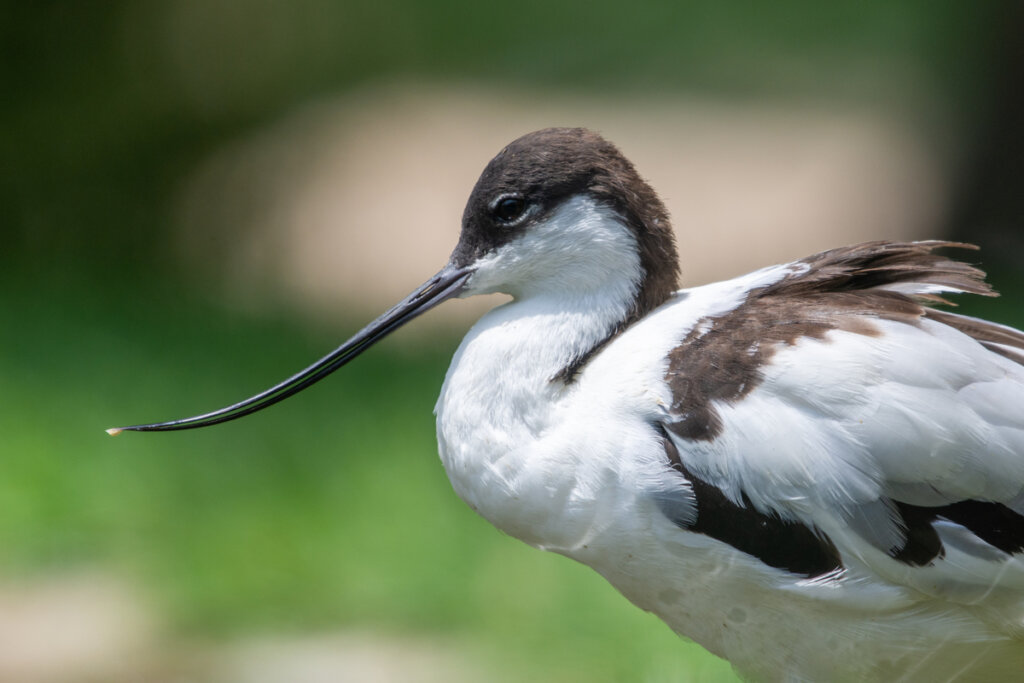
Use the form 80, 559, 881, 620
106, 427, 124, 437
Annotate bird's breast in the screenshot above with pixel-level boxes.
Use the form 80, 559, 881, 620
434, 325, 585, 548
432, 298, 672, 551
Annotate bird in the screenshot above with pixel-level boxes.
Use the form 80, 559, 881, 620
110, 127, 1024, 681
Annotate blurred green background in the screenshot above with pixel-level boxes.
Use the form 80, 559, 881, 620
2, 1, 1022, 681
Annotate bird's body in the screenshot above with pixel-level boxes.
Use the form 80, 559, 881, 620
437, 226, 1024, 681
117, 128, 1024, 681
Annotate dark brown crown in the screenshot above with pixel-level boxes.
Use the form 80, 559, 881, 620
453, 128, 680, 317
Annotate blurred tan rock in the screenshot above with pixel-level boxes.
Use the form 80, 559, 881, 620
175, 82, 948, 326
0, 574, 156, 683
0, 572, 492, 683
211, 632, 486, 683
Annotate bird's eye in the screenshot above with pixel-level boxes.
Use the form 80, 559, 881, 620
493, 196, 526, 224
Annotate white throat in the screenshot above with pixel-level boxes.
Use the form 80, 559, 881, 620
461, 195, 643, 303
434, 196, 645, 541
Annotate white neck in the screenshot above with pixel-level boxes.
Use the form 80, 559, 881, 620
434, 197, 643, 541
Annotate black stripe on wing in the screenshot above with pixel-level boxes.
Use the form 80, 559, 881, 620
892, 499, 1024, 565
659, 426, 1024, 574
658, 426, 843, 579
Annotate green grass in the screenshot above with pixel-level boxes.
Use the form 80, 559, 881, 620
0, 273, 737, 681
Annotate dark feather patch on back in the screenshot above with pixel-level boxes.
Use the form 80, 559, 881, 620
666, 241, 1002, 442
891, 499, 1024, 564
659, 427, 843, 578
758, 241, 992, 302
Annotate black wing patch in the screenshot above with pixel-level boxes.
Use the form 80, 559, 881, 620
892, 499, 1024, 565
659, 427, 1024, 574
890, 502, 945, 565
658, 427, 843, 578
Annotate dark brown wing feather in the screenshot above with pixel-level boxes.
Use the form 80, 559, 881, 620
666, 241, 1015, 444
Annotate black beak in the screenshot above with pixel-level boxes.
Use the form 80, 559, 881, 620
108, 264, 473, 434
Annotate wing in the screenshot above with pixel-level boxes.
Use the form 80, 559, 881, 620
659, 242, 1024, 619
